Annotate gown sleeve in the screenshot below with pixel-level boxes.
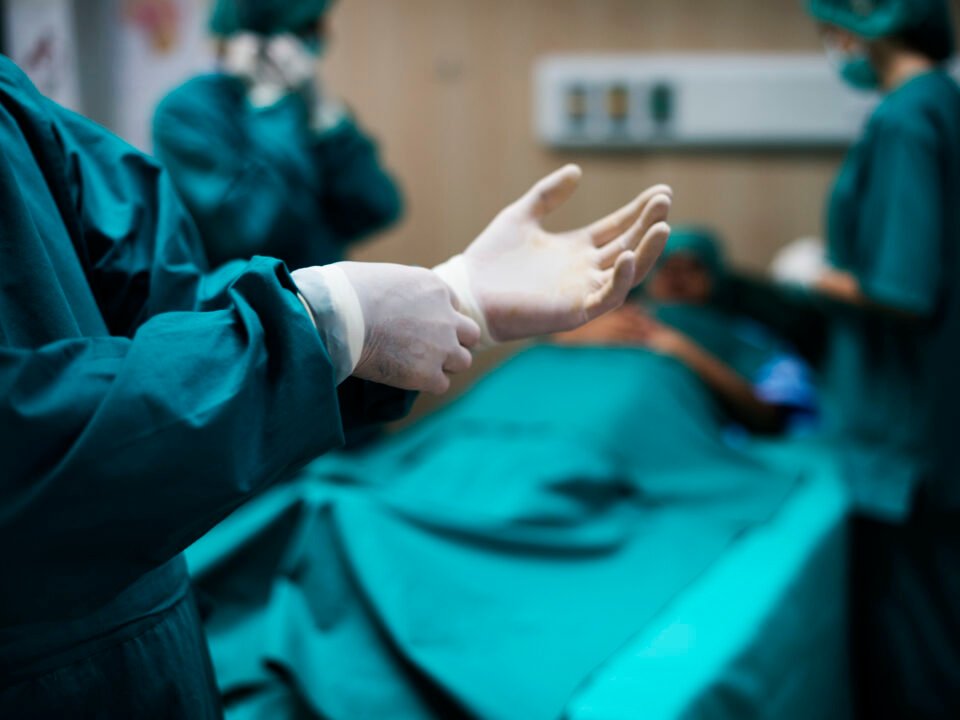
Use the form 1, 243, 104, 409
0, 94, 353, 614
152, 80, 314, 268
714, 274, 828, 366
856, 114, 944, 316
154, 81, 402, 267
310, 117, 404, 241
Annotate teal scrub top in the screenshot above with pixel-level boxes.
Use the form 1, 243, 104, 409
823, 69, 960, 518
153, 74, 403, 270
0, 54, 408, 652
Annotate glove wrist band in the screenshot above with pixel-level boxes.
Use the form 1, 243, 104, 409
432, 254, 497, 351
292, 265, 365, 384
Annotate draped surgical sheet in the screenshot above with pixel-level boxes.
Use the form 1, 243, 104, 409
187, 347, 845, 719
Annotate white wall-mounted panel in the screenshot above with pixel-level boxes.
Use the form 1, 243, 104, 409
534, 54, 902, 149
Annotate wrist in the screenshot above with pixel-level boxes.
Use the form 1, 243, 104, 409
432, 254, 496, 350
291, 265, 365, 383
311, 98, 349, 135
656, 332, 694, 360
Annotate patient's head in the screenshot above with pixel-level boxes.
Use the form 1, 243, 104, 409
646, 227, 724, 305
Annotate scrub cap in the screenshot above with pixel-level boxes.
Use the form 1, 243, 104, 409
806, 0, 954, 58
210, 0, 333, 36
660, 226, 725, 281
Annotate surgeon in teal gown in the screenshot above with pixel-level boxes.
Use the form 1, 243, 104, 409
721, 1, 960, 715
0, 55, 410, 717
0, 38, 676, 713
154, 0, 402, 270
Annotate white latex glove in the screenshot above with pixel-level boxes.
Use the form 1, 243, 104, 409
221, 33, 261, 82
293, 262, 480, 394
311, 89, 348, 134
262, 35, 316, 93
222, 33, 317, 108
434, 165, 672, 346
770, 237, 828, 287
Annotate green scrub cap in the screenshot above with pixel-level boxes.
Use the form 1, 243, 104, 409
806, 0, 954, 57
210, 0, 333, 36
660, 226, 725, 281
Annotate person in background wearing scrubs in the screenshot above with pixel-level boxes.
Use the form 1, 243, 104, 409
153, 0, 402, 270
0, 48, 672, 717
722, 1, 960, 715
557, 228, 817, 435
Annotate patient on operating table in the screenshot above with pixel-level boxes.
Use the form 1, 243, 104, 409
555, 227, 817, 434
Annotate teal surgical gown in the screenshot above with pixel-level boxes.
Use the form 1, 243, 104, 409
823, 69, 960, 519
721, 69, 960, 717
723, 69, 960, 519
0, 56, 408, 716
153, 74, 403, 270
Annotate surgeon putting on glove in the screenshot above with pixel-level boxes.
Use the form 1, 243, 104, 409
295, 164, 672, 394
0, 50, 670, 717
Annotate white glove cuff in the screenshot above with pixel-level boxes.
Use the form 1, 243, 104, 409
248, 83, 288, 109
432, 254, 496, 350
311, 98, 348, 135
221, 33, 260, 81
316, 265, 365, 374
292, 265, 365, 384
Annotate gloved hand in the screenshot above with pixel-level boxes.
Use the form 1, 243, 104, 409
261, 34, 316, 94
221, 33, 317, 108
310, 90, 348, 134
220, 32, 260, 82
434, 165, 672, 346
293, 262, 480, 394
770, 237, 828, 287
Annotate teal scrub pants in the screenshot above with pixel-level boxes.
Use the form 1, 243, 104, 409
0, 591, 222, 719
850, 506, 960, 719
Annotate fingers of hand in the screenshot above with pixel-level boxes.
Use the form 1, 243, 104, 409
423, 372, 452, 395
632, 221, 671, 284
433, 310, 475, 388
589, 184, 673, 247
457, 314, 482, 349
517, 164, 583, 220
584, 251, 637, 320
443, 345, 474, 375
596, 194, 672, 268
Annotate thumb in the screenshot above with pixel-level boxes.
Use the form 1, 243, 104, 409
515, 164, 582, 220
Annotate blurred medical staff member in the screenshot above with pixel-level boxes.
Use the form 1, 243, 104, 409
0, 49, 670, 713
153, 0, 402, 270
729, 1, 960, 716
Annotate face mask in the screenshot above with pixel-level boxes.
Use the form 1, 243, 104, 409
824, 38, 880, 91
838, 54, 880, 90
